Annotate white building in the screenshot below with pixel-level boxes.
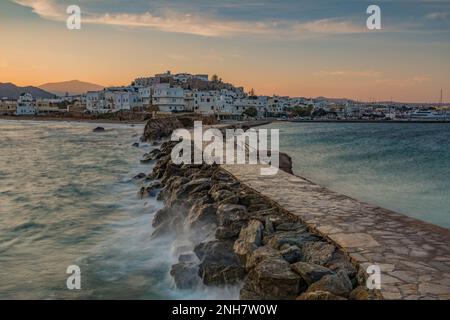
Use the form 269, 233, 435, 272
86, 91, 105, 113
15, 93, 36, 115
152, 83, 185, 113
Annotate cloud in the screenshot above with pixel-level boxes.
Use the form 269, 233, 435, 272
313, 70, 381, 77
12, 0, 366, 38
375, 75, 431, 87
425, 12, 449, 21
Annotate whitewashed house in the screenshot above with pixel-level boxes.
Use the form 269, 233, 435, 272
193, 90, 219, 115
138, 86, 152, 106
86, 91, 105, 113
152, 83, 185, 113
15, 93, 36, 115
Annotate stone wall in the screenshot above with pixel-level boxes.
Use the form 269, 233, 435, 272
136, 140, 381, 300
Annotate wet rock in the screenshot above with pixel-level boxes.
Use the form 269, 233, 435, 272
152, 207, 172, 228
290, 262, 334, 285
241, 257, 305, 300
144, 180, 162, 197
170, 262, 200, 289
179, 253, 197, 263
279, 152, 293, 174
306, 270, 353, 297
216, 204, 249, 239
132, 142, 140, 148
133, 173, 147, 180
233, 220, 264, 264
141, 149, 162, 163
194, 240, 245, 285
279, 245, 302, 264
301, 241, 336, 266
297, 291, 346, 300
187, 203, 217, 229
93, 126, 105, 132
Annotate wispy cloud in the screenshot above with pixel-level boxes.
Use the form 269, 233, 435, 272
375, 75, 431, 87
313, 70, 382, 77
425, 12, 449, 21
12, 0, 367, 38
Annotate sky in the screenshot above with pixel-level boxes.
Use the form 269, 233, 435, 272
0, 0, 449, 102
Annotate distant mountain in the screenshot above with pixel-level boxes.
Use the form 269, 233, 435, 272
0, 83, 56, 99
39, 80, 104, 96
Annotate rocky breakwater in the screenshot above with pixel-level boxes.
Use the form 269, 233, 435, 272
137, 140, 381, 300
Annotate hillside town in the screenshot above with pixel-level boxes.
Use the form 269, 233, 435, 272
1, 71, 448, 121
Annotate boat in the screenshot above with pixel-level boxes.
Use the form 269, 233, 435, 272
410, 110, 446, 120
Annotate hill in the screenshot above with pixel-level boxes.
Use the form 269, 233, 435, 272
39, 80, 104, 96
0, 83, 56, 99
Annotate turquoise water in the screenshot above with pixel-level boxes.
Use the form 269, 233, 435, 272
0, 120, 238, 300
262, 122, 450, 229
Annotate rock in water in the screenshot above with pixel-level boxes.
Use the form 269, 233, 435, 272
170, 262, 200, 289
141, 149, 162, 163
194, 240, 245, 285
132, 142, 140, 148
93, 127, 105, 132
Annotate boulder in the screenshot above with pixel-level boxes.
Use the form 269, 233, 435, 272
216, 204, 249, 239
306, 270, 353, 297
264, 230, 319, 249
296, 291, 346, 300
170, 262, 200, 289
301, 241, 336, 266
141, 149, 162, 163
132, 173, 147, 180
194, 240, 246, 285
144, 180, 162, 197
93, 126, 105, 132
233, 220, 264, 264
132, 142, 140, 148
349, 286, 382, 300
290, 262, 334, 285
279, 245, 302, 264
325, 251, 357, 278
245, 245, 283, 270
241, 257, 305, 300
187, 203, 217, 229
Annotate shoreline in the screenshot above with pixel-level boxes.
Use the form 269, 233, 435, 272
0, 115, 146, 125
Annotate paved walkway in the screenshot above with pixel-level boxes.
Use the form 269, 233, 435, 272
222, 164, 450, 300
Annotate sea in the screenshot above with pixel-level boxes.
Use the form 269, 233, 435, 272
261, 121, 450, 229
0, 120, 239, 299
1, 119, 449, 299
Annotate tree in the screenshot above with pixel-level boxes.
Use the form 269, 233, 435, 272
249, 88, 256, 97
211, 74, 219, 82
